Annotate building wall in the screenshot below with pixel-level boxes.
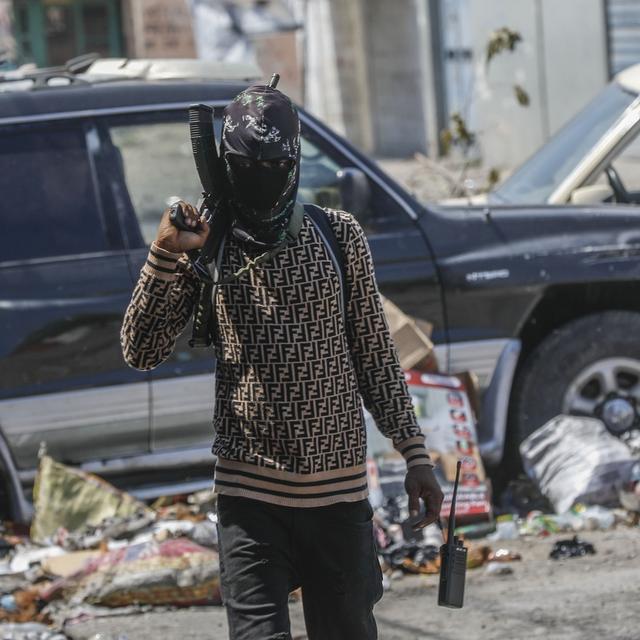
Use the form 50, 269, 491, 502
468, 0, 608, 169
363, 0, 428, 156
122, 0, 196, 58
304, 0, 430, 157
253, 31, 303, 103
304, 0, 347, 138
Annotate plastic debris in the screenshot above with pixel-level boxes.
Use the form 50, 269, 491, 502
454, 522, 496, 539
488, 516, 519, 540
520, 415, 637, 513
484, 561, 514, 576
0, 622, 67, 640
497, 478, 553, 517
2, 546, 66, 576
519, 511, 561, 537
0, 586, 51, 625
0, 595, 17, 612
41, 550, 104, 578
619, 461, 640, 512
488, 549, 522, 562
549, 536, 596, 560
188, 520, 218, 549
30, 456, 154, 545
571, 505, 615, 530
41, 537, 221, 607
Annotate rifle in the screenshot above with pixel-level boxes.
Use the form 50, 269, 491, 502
170, 103, 231, 347
170, 75, 282, 347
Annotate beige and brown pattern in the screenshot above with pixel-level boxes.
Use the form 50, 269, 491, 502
121, 208, 433, 507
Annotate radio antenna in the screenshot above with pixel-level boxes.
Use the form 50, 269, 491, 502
269, 73, 280, 89
447, 460, 462, 547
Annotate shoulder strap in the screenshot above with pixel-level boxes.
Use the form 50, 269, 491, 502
304, 203, 349, 327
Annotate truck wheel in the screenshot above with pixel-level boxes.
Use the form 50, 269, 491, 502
510, 311, 640, 445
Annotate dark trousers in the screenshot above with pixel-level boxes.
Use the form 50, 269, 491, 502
215, 493, 384, 640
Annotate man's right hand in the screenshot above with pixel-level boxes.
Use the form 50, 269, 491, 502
154, 201, 210, 254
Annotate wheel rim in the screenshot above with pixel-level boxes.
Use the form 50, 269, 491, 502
562, 357, 640, 435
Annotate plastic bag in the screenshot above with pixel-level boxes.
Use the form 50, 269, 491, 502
520, 415, 637, 513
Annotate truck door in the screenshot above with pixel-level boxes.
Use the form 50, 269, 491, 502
95, 110, 217, 453
0, 119, 149, 470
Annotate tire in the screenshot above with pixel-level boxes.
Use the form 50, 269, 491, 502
510, 310, 640, 445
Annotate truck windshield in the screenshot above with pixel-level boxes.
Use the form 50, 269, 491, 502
492, 83, 637, 204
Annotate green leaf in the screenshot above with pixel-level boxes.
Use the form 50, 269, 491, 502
486, 27, 523, 65
514, 84, 530, 106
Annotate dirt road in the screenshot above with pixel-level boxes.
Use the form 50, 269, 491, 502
58, 528, 639, 640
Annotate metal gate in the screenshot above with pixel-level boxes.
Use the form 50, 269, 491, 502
607, 0, 640, 77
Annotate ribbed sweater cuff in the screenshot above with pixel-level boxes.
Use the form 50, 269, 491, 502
142, 241, 183, 281
395, 435, 434, 469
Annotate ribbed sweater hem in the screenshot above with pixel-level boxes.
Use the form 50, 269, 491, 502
213, 456, 370, 507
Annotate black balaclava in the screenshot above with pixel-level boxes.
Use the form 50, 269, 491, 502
221, 84, 301, 248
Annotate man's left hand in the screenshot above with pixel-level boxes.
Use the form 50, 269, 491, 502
405, 465, 444, 530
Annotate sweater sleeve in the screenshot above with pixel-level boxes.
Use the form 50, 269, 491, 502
120, 240, 201, 371
335, 211, 434, 469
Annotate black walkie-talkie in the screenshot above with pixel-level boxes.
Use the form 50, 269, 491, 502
438, 460, 467, 608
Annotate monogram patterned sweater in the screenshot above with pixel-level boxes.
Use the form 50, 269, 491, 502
120, 208, 433, 507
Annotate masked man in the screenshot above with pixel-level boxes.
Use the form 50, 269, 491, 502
120, 83, 443, 640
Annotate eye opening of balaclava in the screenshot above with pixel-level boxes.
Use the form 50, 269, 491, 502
221, 84, 301, 248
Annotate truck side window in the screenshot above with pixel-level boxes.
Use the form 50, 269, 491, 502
103, 111, 413, 246
300, 126, 414, 233
0, 124, 106, 262
107, 117, 202, 245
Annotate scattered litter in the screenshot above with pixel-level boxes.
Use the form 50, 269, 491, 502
465, 544, 492, 569
488, 516, 519, 541
571, 505, 615, 530
0, 622, 67, 640
484, 561, 514, 576
549, 536, 596, 560
497, 477, 552, 517
518, 511, 559, 537
454, 522, 496, 539
488, 549, 521, 562
31, 456, 153, 545
59, 511, 156, 551
41, 538, 221, 608
188, 520, 218, 549
619, 461, 640, 512
3, 546, 66, 575
520, 415, 637, 513
0, 594, 18, 612
0, 586, 51, 625
41, 551, 104, 579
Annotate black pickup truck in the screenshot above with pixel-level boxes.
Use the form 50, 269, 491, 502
2, 57, 640, 521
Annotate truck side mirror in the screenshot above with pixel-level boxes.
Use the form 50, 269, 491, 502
337, 167, 371, 218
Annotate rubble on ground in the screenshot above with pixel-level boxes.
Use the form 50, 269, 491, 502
1, 457, 223, 637
2, 366, 640, 634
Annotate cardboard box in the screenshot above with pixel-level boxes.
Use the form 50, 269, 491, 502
381, 296, 437, 372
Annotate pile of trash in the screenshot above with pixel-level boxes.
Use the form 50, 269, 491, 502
471, 413, 640, 564
3, 385, 640, 636
366, 367, 500, 584
367, 404, 640, 585
1, 456, 221, 638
